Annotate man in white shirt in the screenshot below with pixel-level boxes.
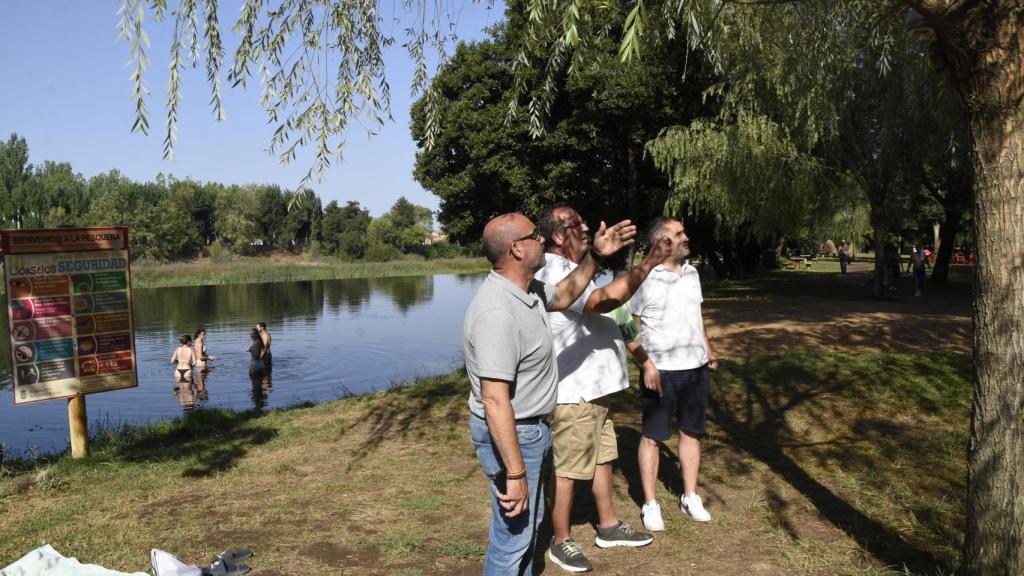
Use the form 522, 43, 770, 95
535, 206, 670, 572
628, 217, 718, 530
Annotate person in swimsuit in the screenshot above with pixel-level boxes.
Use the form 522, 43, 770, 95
256, 322, 272, 368
193, 328, 216, 370
170, 335, 195, 381
248, 328, 265, 373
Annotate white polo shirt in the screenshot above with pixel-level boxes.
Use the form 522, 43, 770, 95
627, 263, 708, 371
535, 253, 630, 404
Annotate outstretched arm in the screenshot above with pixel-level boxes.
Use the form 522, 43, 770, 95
584, 237, 671, 313
548, 219, 637, 311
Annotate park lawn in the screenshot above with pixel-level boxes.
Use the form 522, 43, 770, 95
0, 351, 969, 575
129, 255, 490, 289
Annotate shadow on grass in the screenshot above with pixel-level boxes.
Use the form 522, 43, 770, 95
345, 369, 470, 467
608, 352, 969, 574
88, 408, 279, 478
711, 267, 972, 307
711, 353, 967, 573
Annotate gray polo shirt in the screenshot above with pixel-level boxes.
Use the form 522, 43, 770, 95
464, 270, 560, 419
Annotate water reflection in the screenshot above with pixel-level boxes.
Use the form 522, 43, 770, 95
371, 276, 434, 313
249, 366, 273, 411
322, 275, 434, 315
132, 280, 327, 336
173, 369, 210, 415
0, 273, 485, 454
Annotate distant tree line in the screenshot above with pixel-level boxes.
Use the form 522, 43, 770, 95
0, 133, 460, 262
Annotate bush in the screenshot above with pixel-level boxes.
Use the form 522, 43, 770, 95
209, 240, 233, 263
305, 240, 322, 259
461, 241, 483, 258
365, 243, 402, 262
424, 241, 463, 260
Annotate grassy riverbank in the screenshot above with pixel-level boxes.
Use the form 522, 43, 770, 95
0, 351, 969, 575
130, 255, 490, 289
0, 269, 973, 574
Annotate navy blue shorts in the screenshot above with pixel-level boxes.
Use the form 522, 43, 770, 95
641, 365, 710, 440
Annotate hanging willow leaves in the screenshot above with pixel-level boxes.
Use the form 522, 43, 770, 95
119, 0, 481, 187
646, 110, 856, 241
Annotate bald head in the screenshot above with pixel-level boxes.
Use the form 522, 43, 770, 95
483, 213, 528, 265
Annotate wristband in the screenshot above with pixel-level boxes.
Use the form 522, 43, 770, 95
590, 245, 606, 263
505, 468, 527, 480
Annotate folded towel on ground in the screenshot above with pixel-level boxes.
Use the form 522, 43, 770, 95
0, 544, 148, 576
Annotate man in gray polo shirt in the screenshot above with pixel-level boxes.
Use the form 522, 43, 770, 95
465, 212, 636, 576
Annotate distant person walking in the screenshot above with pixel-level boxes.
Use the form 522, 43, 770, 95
910, 246, 930, 297
465, 212, 636, 576
838, 241, 850, 274
628, 217, 719, 529
534, 206, 669, 572
170, 335, 195, 382
256, 322, 272, 368
193, 328, 216, 370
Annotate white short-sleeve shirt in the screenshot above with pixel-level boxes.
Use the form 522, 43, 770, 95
535, 253, 630, 403
627, 263, 708, 371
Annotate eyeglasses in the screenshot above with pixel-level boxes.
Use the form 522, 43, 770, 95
514, 229, 543, 243
562, 220, 587, 231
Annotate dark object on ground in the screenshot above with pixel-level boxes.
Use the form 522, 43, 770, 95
202, 550, 252, 576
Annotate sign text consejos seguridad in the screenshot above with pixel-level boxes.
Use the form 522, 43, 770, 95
6, 257, 129, 277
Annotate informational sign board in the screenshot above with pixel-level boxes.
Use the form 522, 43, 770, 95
2, 227, 137, 404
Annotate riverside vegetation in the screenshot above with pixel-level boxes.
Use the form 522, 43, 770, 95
130, 255, 490, 289
0, 268, 971, 575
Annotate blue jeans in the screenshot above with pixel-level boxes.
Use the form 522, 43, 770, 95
469, 412, 551, 576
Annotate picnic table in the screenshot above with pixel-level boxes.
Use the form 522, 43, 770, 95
789, 255, 814, 269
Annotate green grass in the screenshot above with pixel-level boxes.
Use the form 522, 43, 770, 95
0, 352, 970, 575
129, 255, 489, 289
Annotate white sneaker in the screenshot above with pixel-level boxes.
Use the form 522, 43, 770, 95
641, 501, 665, 532
680, 493, 711, 522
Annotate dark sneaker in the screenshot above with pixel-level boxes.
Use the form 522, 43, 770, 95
594, 521, 654, 548
547, 539, 593, 573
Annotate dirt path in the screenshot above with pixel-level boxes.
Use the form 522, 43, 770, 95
707, 267, 972, 356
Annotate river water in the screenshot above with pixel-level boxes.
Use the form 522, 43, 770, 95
0, 274, 486, 455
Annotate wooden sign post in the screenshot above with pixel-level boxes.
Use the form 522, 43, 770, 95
69, 395, 88, 458
1, 227, 138, 459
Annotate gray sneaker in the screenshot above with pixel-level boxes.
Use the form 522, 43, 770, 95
547, 539, 593, 573
594, 521, 654, 548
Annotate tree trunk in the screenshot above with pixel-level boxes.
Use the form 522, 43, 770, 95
871, 216, 886, 298
955, 7, 1024, 574
930, 202, 961, 284
626, 141, 640, 268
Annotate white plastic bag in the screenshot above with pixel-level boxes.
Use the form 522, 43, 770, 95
0, 544, 148, 576
150, 550, 201, 576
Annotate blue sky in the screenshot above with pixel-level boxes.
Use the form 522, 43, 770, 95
0, 1, 503, 217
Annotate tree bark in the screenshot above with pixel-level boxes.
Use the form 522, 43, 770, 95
626, 141, 640, 268
871, 213, 886, 298
918, 2, 1024, 573
963, 62, 1024, 576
